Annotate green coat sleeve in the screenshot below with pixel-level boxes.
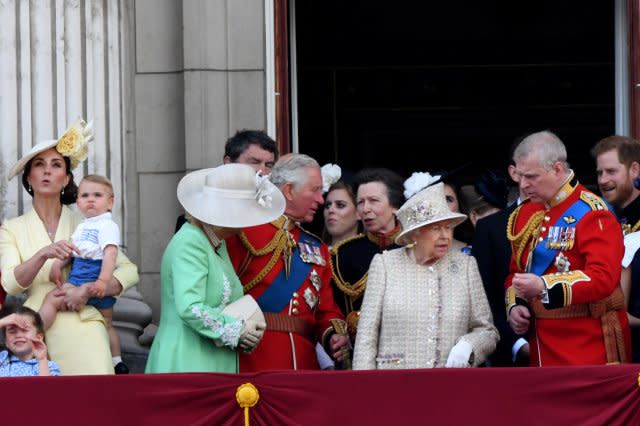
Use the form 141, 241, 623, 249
167, 229, 243, 348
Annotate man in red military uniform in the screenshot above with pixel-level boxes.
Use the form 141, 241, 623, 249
506, 131, 631, 366
226, 153, 349, 371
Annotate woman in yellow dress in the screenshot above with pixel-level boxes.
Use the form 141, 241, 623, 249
0, 118, 138, 375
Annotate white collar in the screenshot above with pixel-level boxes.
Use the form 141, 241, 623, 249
83, 212, 112, 223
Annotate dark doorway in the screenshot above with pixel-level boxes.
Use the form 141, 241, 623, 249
294, 1, 615, 185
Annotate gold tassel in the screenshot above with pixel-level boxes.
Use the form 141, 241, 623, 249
236, 383, 260, 426
330, 319, 352, 369
507, 209, 545, 272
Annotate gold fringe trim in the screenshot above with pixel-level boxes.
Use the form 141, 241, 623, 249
329, 234, 369, 298
238, 222, 296, 292
507, 206, 545, 272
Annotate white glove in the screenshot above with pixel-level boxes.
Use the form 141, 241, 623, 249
238, 319, 266, 352
445, 340, 474, 368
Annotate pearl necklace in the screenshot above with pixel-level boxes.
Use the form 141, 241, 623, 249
201, 224, 222, 249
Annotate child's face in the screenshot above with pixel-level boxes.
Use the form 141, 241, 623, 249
76, 181, 114, 218
5, 315, 42, 360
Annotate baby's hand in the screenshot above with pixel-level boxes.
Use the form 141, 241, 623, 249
30, 337, 48, 362
89, 280, 107, 298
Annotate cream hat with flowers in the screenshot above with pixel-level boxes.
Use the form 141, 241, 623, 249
395, 182, 467, 245
8, 117, 93, 180
177, 163, 286, 228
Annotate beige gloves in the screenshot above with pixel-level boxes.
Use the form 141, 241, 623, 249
222, 295, 266, 352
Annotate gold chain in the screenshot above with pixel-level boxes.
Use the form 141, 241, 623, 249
329, 249, 368, 297
329, 234, 370, 298
507, 207, 545, 272
238, 227, 297, 292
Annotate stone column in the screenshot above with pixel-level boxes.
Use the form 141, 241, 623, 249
0, 0, 129, 231
0, 0, 151, 372
135, 0, 269, 323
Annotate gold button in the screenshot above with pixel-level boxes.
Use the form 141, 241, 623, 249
293, 300, 299, 306
544, 216, 551, 222
292, 308, 299, 315
538, 237, 544, 242
292, 292, 299, 298
541, 226, 546, 232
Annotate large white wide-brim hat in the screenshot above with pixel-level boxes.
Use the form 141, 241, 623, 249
7, 117, 93, 181
395, 182, 467, 245
8, 139, 58, 181
177, 163, 286, 228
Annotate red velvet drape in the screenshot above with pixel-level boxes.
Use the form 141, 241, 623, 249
2, 366, 638, 425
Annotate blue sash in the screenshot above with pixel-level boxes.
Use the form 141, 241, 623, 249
529, 200, 590, 275
256, 231, 321, 313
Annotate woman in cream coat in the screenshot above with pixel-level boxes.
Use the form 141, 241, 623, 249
0, 119, 138, 375
353, 182, 498, 369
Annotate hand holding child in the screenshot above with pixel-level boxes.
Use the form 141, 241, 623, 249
88, 279, 108, 298
41, 239, 81, 262
49, 261, 64, 289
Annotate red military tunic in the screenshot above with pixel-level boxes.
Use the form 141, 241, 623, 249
226, 216, 345, 371
505, 174, 631, 366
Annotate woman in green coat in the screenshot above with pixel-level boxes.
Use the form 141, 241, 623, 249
145, 163, 285, 373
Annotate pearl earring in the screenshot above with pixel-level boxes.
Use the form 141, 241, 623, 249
61, 188, 65, 196
28, 183, 32, 192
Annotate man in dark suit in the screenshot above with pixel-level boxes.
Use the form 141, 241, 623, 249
471, 162, 529, 366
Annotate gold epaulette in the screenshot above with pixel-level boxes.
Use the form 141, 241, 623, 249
580, 191, 608, 211
329, 233, 369, 298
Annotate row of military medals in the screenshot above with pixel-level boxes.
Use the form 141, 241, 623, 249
545, 225, 575, 251
525, 219, 575, 273
292, 232, 352, 368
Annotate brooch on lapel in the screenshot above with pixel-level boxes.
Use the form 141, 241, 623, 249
303, 287, 318, 309
310, 269, 321, 291
554, 252, 571, 273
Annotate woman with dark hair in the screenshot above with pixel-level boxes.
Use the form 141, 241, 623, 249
0, 118, 139, 375
329, 168, 405, 346
322, 181, 361, 249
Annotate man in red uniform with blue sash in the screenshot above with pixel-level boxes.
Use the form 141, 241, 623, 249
226, 154, 349, 371
506, 131, 631, 366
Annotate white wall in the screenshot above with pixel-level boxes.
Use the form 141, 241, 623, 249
0, 0, 130, 241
